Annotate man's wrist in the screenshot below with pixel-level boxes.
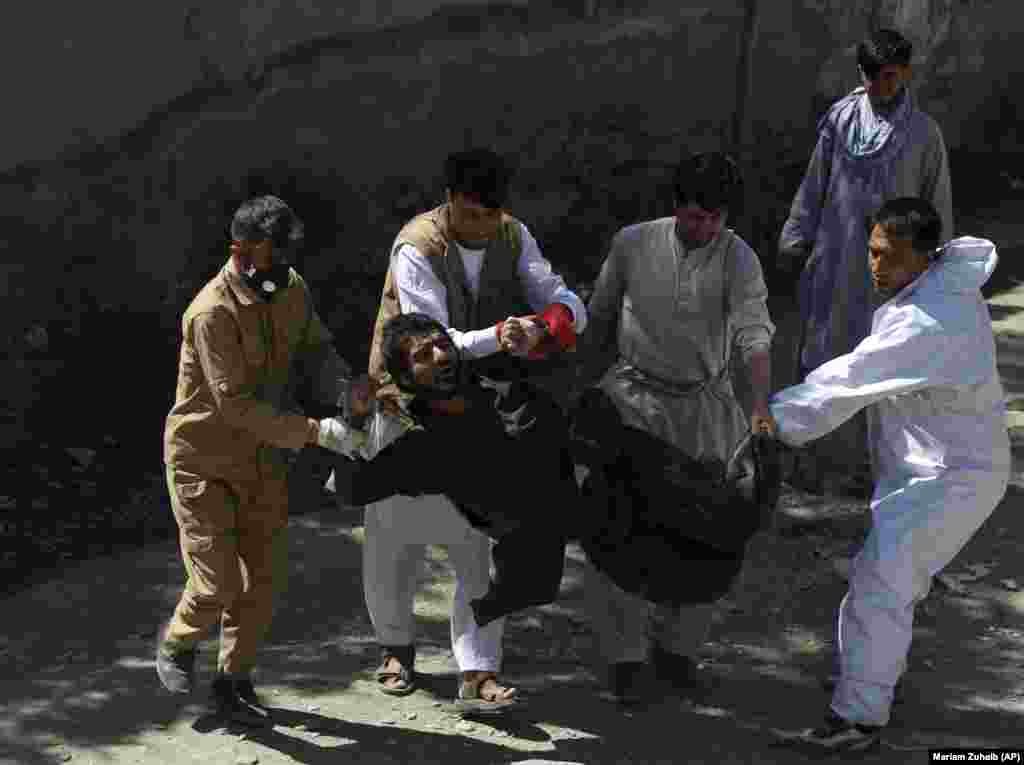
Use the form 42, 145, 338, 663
307, 418, 321, 445
537, 303, 576, 353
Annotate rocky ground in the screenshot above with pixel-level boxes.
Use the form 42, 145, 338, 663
2, 203, 1024, 764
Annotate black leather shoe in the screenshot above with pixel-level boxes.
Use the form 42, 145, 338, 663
211, 673, 272, 727
233, 674, 271, 710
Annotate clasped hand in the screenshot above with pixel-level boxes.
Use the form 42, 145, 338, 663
499, 316, 546, 355
750, 412, 778, 437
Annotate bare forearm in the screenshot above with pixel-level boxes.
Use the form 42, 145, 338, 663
744, 345, 772, 416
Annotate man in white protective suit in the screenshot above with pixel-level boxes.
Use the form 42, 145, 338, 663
770, 197, 1010, 754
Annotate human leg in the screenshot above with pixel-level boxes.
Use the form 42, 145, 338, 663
158, 468, 244, 694
447, 530, 518, 713
584, 562, 655, 702
650, 601, 716, 696
833, 476, 1003, 727
213, 473, 288, 726
363, 502, 425, 694
447, 530, 504, 674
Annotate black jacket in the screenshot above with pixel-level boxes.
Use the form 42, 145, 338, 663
569, 387, 782, 606
332, 383, 782, 624
333, 379, 579, 627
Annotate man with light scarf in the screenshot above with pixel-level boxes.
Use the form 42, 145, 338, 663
779, 28, 953, 495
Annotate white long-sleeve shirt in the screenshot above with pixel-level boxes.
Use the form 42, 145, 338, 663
392, 222, 588, 358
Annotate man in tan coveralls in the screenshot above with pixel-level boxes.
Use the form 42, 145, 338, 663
157, 196, 369, 725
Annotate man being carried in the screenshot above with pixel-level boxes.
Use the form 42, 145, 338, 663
328, 312, 578, 714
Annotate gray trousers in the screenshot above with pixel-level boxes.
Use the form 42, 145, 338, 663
585, 564, 715, 664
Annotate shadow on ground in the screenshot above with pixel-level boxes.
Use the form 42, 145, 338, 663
4, 480, 1024, 764
0, 504, 436, 764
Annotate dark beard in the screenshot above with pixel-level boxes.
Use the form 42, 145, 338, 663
870, 85, 907, 114
397, 359, 463, 400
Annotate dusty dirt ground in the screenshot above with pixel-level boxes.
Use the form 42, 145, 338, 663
3, 204, 1024, 764
3, 480, 1024, 765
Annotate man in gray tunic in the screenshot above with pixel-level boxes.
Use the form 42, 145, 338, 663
579, 152, 775, 701
779, 28, 953, 493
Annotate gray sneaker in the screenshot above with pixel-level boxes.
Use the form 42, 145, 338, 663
774, 710, 882, 754
155, 624, 196, 695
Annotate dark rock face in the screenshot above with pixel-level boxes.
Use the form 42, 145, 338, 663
1, 1, 1022, 576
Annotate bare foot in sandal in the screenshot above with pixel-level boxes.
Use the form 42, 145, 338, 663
454, 671, 518, 715
375, 649, 416, 696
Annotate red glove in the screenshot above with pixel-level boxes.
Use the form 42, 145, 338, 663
528, 303, 576, 359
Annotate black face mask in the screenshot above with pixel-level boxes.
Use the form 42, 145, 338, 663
242, 262, 291, 301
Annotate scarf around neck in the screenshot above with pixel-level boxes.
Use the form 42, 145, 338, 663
837, 86, 912, 158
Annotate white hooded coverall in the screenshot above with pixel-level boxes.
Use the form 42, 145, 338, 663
770, 237, 1010, 726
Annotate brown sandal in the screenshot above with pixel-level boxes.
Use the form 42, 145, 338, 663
375, 645, 416, 697
453, 673, 518, 716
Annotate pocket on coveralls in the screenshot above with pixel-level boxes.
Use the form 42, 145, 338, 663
169, 474, 231, 554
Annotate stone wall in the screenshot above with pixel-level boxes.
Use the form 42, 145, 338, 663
2, 1, 756, 348
2, 0, 1022, 459
2, 0, 534, 171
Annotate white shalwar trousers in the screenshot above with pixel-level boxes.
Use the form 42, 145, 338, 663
833, 468, 1007, 726
363, 494, 504, 672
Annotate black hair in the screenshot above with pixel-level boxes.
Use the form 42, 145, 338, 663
229, 195, 305, 250
672, 151, 744, 214
381, 312, 450, 388
872, 197, 942, 255
857, 29, 913, 80
444, 148, 513, 210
